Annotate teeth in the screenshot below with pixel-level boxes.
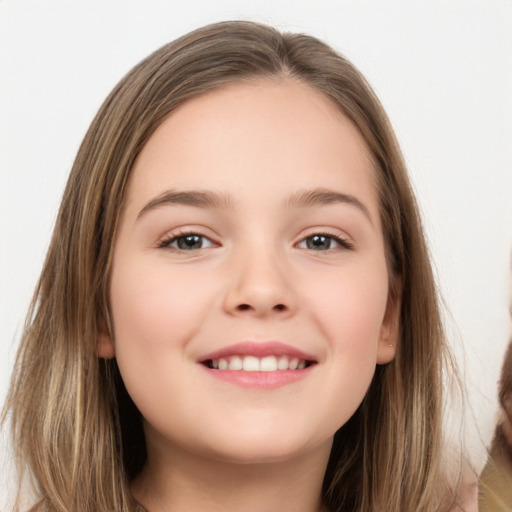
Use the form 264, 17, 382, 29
277, 356, 289, 370
260, 356, 278, 372
242, 356, 260, 372
228, 355, 243, 370
210, 355, 309, 371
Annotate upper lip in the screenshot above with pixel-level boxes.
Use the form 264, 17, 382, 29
197, 341, 317, 363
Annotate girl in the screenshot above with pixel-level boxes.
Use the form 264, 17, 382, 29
3, 20, 463, 512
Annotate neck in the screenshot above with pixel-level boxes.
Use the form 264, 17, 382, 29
131, 435, 332, 512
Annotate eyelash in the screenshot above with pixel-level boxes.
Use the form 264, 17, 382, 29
297, 232, 354, 251
158, 230, 216, 251
158, 230, 353, 252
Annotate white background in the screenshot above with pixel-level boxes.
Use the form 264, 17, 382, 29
1, 0, 511, 502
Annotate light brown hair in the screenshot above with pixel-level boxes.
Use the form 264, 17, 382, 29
3, 20, 457, 511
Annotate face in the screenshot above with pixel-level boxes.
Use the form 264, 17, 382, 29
100, 79, 398, 465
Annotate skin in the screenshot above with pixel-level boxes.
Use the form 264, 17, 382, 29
99, 78, 399, 512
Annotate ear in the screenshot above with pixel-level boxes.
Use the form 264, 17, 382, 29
376, 282, 401, 365
97, 317, 116, 359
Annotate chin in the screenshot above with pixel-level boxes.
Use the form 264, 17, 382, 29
196, 429, 330, 466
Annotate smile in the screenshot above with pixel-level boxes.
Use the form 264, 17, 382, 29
205, 355, 312, 371
197, 341, 317, 388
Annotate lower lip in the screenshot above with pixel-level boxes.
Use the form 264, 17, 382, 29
201, 366, 315, 389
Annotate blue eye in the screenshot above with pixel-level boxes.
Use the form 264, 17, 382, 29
297, 234, 352, 251
160, 233, 215, 251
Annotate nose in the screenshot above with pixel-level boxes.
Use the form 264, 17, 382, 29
222, 248, 297, 319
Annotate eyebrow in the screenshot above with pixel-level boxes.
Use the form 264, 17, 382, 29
286, 187, 373, 225
137, 189, 233, 219
137, 186, 373, 225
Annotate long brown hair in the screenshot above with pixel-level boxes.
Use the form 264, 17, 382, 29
3, 20, 457, 511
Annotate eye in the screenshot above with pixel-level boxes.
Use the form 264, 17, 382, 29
297, 233, 353, 251
159, 233, 216, 251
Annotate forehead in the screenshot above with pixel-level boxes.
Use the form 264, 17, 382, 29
125, 78, 378, 216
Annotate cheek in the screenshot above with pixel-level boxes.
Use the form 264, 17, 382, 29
302, 260, 389, 362
112, 254, 212, 331
304, 262, 389, 428
108, 257, 215, 384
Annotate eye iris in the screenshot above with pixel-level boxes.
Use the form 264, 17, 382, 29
307, 235, 331, 250
177, 235, 203, 250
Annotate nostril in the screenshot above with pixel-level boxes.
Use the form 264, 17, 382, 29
235, 303, 287, 312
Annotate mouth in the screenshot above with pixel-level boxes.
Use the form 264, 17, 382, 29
202, 355, 315, 371
197, 342, 318, 387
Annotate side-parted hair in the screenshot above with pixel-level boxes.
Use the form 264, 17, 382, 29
3, 21, 457, 512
